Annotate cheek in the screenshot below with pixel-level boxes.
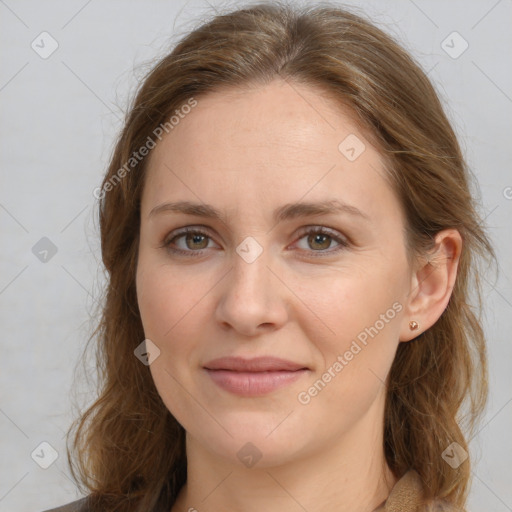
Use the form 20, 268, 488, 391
297, 260, 406, 396
136, 254, 206, 342
136, 266, 174, 341
297, 262, 404, 345
136, 260, 206, 426
136, 258, 203, 405
293, 280, 403, 439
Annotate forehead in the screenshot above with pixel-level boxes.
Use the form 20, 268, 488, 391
142, 79, 400, 225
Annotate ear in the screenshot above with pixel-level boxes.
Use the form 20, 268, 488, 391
399, 229, 462, 342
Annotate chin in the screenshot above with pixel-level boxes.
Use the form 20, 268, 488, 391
187, 411, 312, 468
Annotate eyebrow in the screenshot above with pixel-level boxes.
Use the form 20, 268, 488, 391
148, 199, 370, 223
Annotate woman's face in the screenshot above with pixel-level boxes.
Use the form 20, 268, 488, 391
136, 79, 414, 467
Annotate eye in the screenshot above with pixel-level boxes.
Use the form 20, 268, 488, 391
293, 226, 348, 256
163, 227, 218, 256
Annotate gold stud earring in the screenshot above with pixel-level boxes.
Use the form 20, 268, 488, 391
409, 320, 419, 331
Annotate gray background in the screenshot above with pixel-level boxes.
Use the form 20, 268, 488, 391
1, 0, 511, 510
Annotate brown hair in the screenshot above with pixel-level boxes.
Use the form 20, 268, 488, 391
67, 2, 496, 510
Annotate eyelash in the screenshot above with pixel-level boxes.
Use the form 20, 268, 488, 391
161, 225, 349, 258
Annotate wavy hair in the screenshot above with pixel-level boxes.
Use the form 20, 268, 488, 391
67, 2, 496, 511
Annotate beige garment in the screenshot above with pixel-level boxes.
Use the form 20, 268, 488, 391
374, 470, 424, 511
375, 470, 461, 512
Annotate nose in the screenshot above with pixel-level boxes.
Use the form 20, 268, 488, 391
214, 244, 289, 337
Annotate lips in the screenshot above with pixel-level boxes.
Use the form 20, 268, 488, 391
203, 356, 308, 372
203, 356, 309, 396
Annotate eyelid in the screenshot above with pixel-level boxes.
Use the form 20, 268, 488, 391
294, 225, 348, 243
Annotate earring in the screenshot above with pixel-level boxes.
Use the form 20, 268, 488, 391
409, 320, 419, 331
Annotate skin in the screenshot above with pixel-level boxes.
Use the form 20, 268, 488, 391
135, 79, 462, 512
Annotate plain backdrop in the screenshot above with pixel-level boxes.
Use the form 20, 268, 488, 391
1, 0, 511, 510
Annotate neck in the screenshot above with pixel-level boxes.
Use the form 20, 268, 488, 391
171, 391, 396, 512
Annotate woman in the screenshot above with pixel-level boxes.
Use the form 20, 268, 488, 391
45, 2, 495, 511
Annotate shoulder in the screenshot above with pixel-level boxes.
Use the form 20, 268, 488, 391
41, 496, 90, 512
